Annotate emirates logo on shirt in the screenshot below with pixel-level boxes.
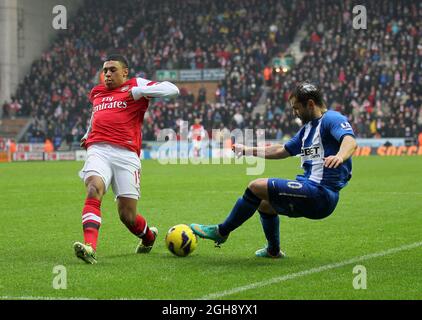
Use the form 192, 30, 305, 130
92, 96, 128, 113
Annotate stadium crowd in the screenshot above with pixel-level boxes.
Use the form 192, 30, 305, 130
268, 0, 422, 139
1, 0, 421, 149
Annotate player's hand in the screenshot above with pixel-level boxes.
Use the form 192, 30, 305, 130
232, 143, 246, 158
324, 155, 343, 168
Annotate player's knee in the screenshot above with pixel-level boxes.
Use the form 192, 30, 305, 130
86, 184, 103, 200
247, 179, 267, 198
247, 180, 258, 193
258, 200, 277, 215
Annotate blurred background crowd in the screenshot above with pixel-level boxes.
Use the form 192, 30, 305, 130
1, 0, 421, 149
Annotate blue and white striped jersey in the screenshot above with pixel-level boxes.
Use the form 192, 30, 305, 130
284, 110, 355, 191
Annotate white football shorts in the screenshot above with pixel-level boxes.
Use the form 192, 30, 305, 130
192, 139, 202, 149
78, 143, 141, 200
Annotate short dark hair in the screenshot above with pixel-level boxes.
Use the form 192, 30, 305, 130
104, 54, 129, 69
289, 81, 325, 107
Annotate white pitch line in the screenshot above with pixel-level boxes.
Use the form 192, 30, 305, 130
198, 241, 422, 300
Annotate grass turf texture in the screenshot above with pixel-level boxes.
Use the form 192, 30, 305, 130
0, 157, 421, 300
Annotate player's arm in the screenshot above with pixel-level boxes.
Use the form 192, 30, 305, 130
233, 127, 302, 159
129, 79, 179, 100
324, 135, 357, 168
232, 143, 291, 159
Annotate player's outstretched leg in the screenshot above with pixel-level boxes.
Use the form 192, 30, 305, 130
190, 224, 228, 246
191, 185, 264, 246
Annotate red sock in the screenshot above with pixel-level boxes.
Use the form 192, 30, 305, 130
128, 214, 154, 242
82, 198, 102, 251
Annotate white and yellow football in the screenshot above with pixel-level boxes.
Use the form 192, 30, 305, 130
165, 224, 198, 257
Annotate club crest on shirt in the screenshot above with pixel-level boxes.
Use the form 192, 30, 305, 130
120, 85, 130, 92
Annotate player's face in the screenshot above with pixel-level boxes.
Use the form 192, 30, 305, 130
103, 61, 128, 89
290, 97, 313, 123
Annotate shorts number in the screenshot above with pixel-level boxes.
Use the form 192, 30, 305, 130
287, 181, 303, 189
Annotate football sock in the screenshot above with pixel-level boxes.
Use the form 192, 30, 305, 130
128, 214, 155, 243
258, 211, 280, 255
218, 188, 262, 236
82, 198, 102, 251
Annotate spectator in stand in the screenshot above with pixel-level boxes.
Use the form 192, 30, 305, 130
8, 98, 22, 119
2, 101, 10, 118
44, 138, 54, 153
269, 0, 421, 141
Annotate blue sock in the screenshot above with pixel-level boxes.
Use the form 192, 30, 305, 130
218, 188, 262, 236
259, 211, 280, 255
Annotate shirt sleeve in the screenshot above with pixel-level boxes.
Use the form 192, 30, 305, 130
327, 112, 355, 142
132, 78, 180, 100
136, 77, 155, 87
284, 128, 304, 156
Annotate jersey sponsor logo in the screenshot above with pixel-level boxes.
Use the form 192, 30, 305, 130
92, 99, 128, 113
340, 122, 352, 130
287, 181, 303, 189
301, 145, 322, 160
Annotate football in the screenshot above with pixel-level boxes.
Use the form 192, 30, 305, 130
165, 224, 198, 257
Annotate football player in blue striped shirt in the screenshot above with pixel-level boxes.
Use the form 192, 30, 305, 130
191, 82, 357, 258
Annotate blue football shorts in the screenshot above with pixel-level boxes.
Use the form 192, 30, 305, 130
267, 178, 339, 220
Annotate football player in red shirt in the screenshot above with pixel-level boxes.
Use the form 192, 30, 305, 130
188, 118, 206, 158
74, 54, 179, 264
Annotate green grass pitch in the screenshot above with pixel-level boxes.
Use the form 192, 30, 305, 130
0, 157, 421, 300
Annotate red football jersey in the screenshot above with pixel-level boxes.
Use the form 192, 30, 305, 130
86, 77, 152, 155
189, 124, 206, 142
